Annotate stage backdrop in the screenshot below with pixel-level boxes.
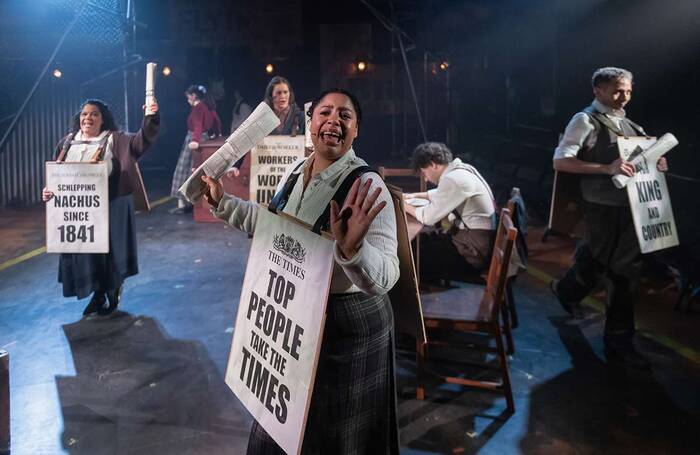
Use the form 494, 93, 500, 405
225, 208, 333, 455
45, 162, 109, 254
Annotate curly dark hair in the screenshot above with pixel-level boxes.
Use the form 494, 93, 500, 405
306, 88, 362, 131
186, 84, 216, 110
264, 76, 296, 109
411, 142, 453, 171
70, 99, 118, 134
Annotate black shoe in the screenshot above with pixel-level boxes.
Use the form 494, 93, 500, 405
83, 291, 106, 316
604, 339, 651, 370
550, 279, 573, 315
99, 286, 122, 316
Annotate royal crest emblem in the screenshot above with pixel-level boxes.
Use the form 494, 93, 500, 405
273, 233, 307, 263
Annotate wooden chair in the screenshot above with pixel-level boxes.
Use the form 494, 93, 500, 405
377, 168, 518, 353
449, 187, 526, 340
417, 208, 518, 413
431, 190, 522, 354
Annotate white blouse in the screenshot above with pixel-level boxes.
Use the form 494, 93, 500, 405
64, 130, 114, 175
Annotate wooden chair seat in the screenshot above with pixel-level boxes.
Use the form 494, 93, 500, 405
421, 284, 494, 322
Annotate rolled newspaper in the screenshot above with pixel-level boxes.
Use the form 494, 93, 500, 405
178, 102, 280, 203
612, 133, 678, 189
304, 101, 313, 152
145, 62, 157, 111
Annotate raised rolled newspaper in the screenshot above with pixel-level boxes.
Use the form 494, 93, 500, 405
304, 101, 313, 152
178, 101, 280, 203
145, 62, 157, 109
612, 133, 678, 189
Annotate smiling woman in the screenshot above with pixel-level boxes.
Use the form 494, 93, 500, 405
307, 90, 360, 169
170, 84, 222, 212
78, 104, 105, 137
202, 89, 400, 454
41, 98, 160, 317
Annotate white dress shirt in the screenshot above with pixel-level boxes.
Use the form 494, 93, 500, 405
553, 99, 626, 160
414, 158, 496, 231
213, 148, 399, 296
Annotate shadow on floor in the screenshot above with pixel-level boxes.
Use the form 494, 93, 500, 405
518, 316, 700, 454
56, 312, 250, 454
396, 324, 512, 454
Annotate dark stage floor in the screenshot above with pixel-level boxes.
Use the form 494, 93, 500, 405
1, 170, 699, 454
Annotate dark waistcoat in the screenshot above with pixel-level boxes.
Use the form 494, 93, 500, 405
578, 106, 645, 206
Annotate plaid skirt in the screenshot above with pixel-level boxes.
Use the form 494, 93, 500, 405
58, 194, 138, 299
247, 292, 399, 455
170, 131, 209, 198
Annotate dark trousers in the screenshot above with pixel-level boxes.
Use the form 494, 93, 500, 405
419, 228, 494, 283
556, 202, 642, 340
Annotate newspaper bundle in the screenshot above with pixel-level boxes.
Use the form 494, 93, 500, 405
178, 101, 280, 203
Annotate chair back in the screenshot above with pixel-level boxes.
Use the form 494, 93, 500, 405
506, 187, 528, 274
484, 208, 518, 322
505, 187, 527, 238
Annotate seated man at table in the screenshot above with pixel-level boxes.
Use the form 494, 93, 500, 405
403, 142, 497, 283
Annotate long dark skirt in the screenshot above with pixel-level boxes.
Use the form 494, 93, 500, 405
171, 131, 209, 198
58, 194, 138, 299
247, 292, 399, 455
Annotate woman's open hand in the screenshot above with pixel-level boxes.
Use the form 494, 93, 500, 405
330, 178, 387, 259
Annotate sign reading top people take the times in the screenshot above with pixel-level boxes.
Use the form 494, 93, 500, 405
45, 162, 109, 254
225, 208, 333, 455
250, 136, 305, 204
618, 137, 679, 254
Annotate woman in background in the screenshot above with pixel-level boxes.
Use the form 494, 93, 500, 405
264, 75, 304, 136
227, 76, 304, 177
170, 84, 222, 213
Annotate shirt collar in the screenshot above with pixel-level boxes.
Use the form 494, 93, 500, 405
75, 130, 109, 141
439, 157, 463, 183
592, 99, 626, 118
299, 148, 358, 181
